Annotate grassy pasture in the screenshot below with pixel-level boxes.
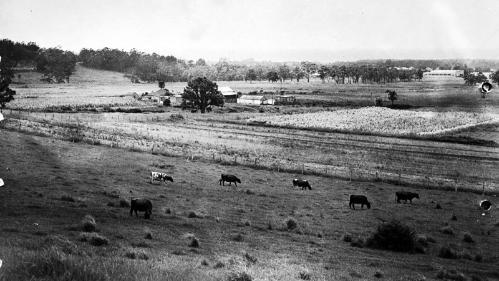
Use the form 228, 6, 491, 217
0, 130, 498, 281
1, 66, 499, 280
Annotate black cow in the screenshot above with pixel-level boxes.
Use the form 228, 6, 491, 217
292, 179, 312, 190
130, 198, 152, 219
349, 195, 371, 209
219, 174, 241, 187
395, 191, 419, 204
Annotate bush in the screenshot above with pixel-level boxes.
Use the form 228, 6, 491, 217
168, 113, 184, 122
285, 217, 298, 230
438, 245, 459, 259
436, 268, 466, 281
227, 271, 252, 281
440, 226, 454, 235
201, 259, 209, 266
144, 228, 153, 240
81, 215, 96, 232
342, 233, 352, 243
124, 249, 149, 260
232, 233, 244, 242
78, 232, 109, 246
189, 237, 199, 248
188, 211, 198, 218
451, 214, 457, 221
365, 220, 416, 252
463, 232, 474, 243
350, 238, 364, 248
416, 234, 429, 247
299, 271, 311, 280
60, 195, 76, 202
214, 261, 225, 268
119, 199, 130, 208
243, 252, 257, 264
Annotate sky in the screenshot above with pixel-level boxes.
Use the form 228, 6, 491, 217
1, 0, 499, 62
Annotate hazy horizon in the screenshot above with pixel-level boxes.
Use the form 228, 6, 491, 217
1, 0, 499, 62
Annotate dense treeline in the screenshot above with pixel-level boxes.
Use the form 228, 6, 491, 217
78, 47, 499, 85
0, 38, 77, 83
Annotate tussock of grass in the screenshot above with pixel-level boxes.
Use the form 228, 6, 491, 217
124, 249, 149, 260
60, 194, 76, 202
81, 215, 96, 232
436, 268, 467, 281
78, 232, 109, 246
440, 226, 454, 235
285, 217, 298, 230
227, 271, 252, 281
188, 237, 199, 248
463, 232, 474, 243
438, 245, 460, 259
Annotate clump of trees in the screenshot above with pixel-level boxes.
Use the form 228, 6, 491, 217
182, 77, 224, 113
463, 70, 488, 86
36, 48, 77, 83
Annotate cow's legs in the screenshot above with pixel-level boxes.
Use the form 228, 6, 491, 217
234, 182, 237, 187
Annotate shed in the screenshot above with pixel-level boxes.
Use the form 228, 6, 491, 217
275, 95, 296, 105
170, 95, 184, 107
219, 86, 238, 103
237, 95, 267, 105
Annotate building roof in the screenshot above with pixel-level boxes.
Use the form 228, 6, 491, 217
219, 86, 237, 96
238, 95, 265, 100
148, 89, 170, 96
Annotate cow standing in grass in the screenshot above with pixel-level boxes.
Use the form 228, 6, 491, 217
395, 191, 419, 204
292, 179, 312, 190
219, 174, 241, 187
349, 195, 371, 209
130, 198, 152, 219
151, 172, 173, 184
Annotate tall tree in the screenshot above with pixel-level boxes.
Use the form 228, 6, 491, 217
182, 77, 224, 113
386, 90, 398, 106
245, 69, 257, 83
300, 61, 317, 83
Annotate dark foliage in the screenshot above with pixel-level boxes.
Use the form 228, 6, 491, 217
366, 220, 416, 252
182, 77, 224, 113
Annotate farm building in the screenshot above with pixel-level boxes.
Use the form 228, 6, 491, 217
237, 95, 275, 105
423, 70, 464, 81
219, 86, 238, 103
275, 95, 296, 105
170, 94, 184, 107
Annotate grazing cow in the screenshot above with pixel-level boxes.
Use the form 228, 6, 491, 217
395, 191, 419, 204
151, 172, 174, 184
292, 179, 312, 190
219, 174, 241, 187
349, 195, 371, 209
130, 198, 152, 219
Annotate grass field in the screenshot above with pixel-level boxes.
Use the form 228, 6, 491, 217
1, 66, 498, 281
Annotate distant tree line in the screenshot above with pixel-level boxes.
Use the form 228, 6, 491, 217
0, 38, 77, 83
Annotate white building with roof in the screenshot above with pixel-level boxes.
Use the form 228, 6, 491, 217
423, 70, 464, 81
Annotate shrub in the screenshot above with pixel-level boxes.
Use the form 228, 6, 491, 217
132, 241, 151, 248
342, 233, 352, 243
474, 254, 483, 262
285, 217, 298, 230
119, 199, 130, 208
243, 219, 251, 227
107, 202, 115, 207
436, 268, 466, 281
144, 228, 153, 240
189, 237, 199, 248
214, 261, 225, 268
232, 233, 244, 242
299, 271, 311, 280
227, 271, 252, 281
188, 211, 198, 218
60, 195, 76, 202
374, 271, 383, 278
416, 234, 429, 247
165, 208, 172, 214
440, 226, 454, 235
436, 203, 442, 209
463, 232, 474, 243
451, 214, 457, 221
81, 215, 96, 232
124, 249, 149, 260
201, 259, 209, 266
243, 252, 257, 264
350, 238, 364, 248
168, 113, 184, 122
438, 245, 459, 259
78, 232, 109, 246
365, 220, 416, 252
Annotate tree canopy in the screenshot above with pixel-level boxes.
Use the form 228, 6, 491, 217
182, 77, 224, 113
